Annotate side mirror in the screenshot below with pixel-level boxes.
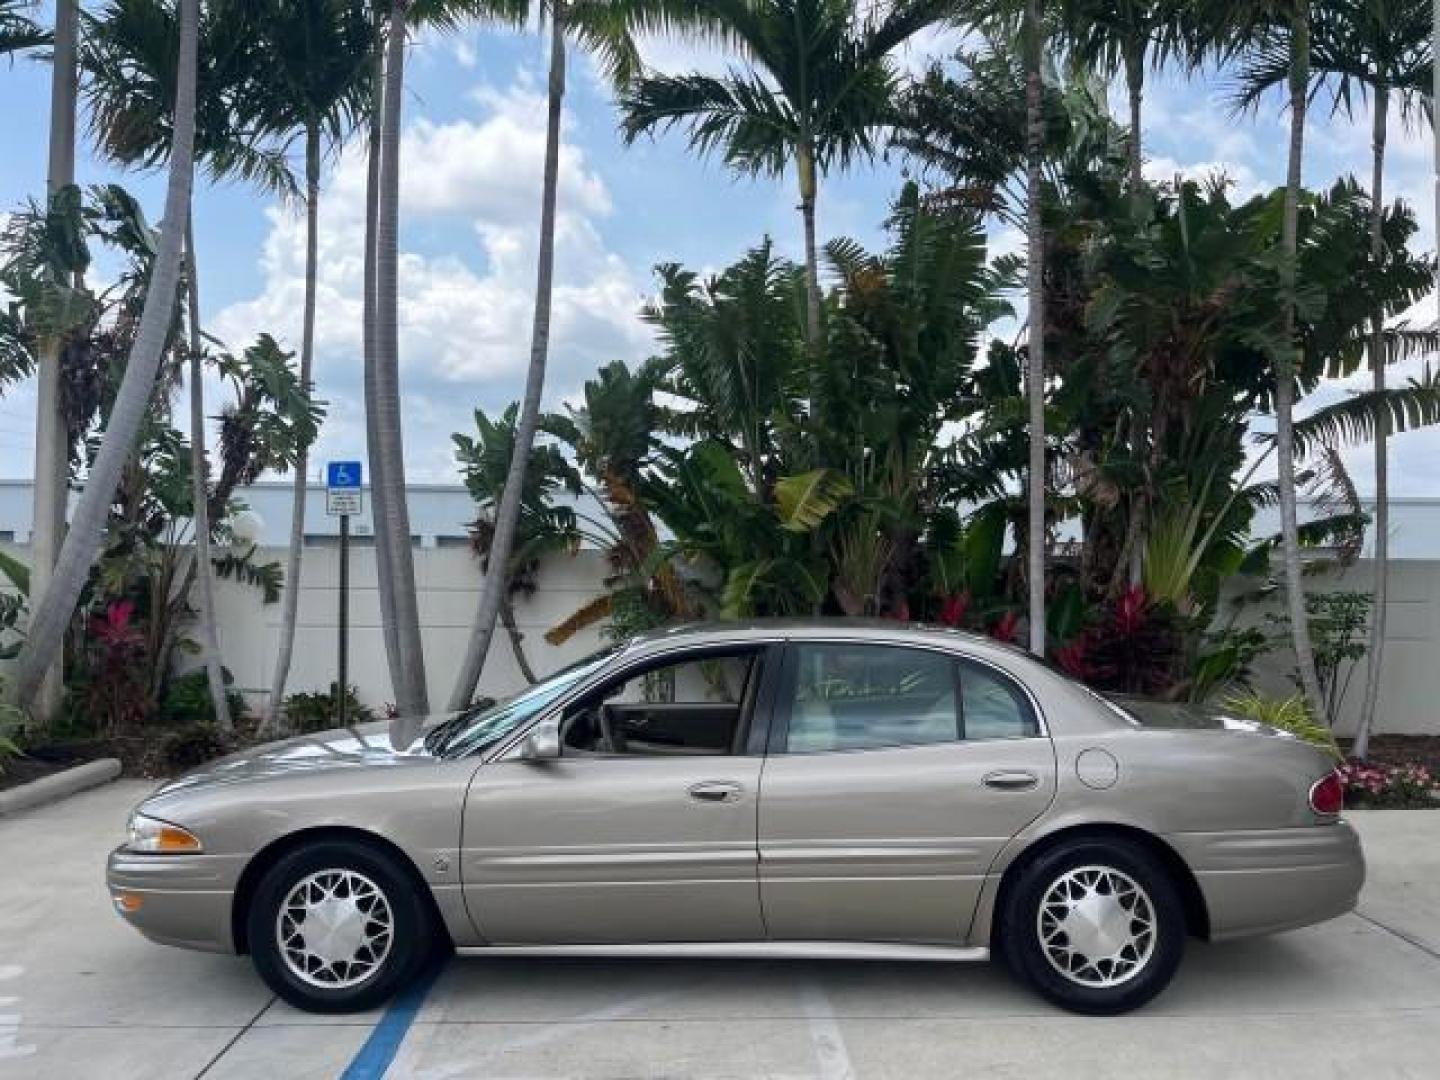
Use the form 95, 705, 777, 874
520, 718, 561, 761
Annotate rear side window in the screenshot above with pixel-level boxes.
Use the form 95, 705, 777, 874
779, 645, 1041, 753
783, 644, 959, 752
959, 660, 1039, 740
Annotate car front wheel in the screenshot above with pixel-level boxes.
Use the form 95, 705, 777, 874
1001, 839, 1185, 1015
246, 839, 436, 1013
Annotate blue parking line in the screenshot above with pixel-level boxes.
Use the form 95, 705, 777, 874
340, 957, 446, 1080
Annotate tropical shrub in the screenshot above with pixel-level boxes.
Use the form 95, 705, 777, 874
158, 668, 248, 729
0, 678, 25, 776
158, 724, 237, 774
1222, 694, 1342, 760
282, 684, 372, 734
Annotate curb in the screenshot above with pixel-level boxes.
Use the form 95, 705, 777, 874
0, 758, 123, 817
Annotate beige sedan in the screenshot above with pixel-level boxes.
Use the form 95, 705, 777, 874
108, 621, 1363, 1015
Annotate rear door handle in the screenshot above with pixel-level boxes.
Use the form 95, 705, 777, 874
688, 781, 742, 803
983, 770, 1039, 792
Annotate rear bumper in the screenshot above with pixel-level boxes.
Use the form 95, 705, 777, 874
1169, 821, 1365, 940
106, 847, 243, 954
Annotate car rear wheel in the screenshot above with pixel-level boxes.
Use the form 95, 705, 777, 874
1001, 838, 1185, 1015
246, 839, 436, 1013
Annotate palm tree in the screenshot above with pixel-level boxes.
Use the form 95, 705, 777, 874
26, 0, 77, 724
234, 0, 373, 730
1061, 1, 1182, 206
618, 0, 954, 345
9, 0, 200, 710
1233, 0, 1431, 750
369, 0, 433, 715
356, 0, 529, 716
445, 0, 680, 711
1178, 0, 1326, 720
0, 1, 48, 61
82, 0, 301, 730
1023, 0, 1046, 655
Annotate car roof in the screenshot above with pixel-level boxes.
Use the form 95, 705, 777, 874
623, 618, 1033, 666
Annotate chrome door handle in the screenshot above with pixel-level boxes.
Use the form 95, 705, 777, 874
688, 781, 742, 803
983, 770, 1039, 791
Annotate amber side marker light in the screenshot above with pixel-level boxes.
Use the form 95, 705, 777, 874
113, 892, 144, 914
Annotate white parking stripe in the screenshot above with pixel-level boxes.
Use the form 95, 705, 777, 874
799, 977, 854, 1080
0, 965, 35, 1062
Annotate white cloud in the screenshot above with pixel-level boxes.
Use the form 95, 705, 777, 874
212, 82, 653, 484
1143, 156, 1266, 200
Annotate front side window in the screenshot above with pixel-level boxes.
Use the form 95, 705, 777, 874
783, 644, 959, 753
560, 649, 761, 756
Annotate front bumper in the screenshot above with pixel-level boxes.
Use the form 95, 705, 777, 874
106, 847, 246, 954
1170, 820, 1365, 940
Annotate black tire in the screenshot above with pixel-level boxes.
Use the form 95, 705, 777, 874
1000, 838, 1185, 1015
246, 839, 436, 1013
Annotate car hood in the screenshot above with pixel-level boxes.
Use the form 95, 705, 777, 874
151, 715, 446, 798
1111, 696, 1292, 738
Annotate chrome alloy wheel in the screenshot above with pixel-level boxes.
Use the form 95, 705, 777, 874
276, 869, 394, 989
1036, 865, 1156, 988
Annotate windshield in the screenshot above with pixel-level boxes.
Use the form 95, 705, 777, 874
426, 646, 620, 759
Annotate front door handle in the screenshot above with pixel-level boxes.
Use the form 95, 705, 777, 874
983, 770, 1039, 792
688, 780, 742, 803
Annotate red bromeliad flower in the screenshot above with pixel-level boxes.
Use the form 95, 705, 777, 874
989, 610, 1020, 644
90, 599, 139, 646
937, 591, 970, 627
1053, 636, 1093, 679
1113, 586, 1148, 636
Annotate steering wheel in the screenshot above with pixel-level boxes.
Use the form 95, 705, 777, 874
597, 704, 626, 754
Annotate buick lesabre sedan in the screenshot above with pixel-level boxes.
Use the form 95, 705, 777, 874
108, 621, 1363, 1015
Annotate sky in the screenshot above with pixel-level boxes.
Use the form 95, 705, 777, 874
0, 9, 1437, 498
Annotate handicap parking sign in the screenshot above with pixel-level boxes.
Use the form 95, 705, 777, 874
326, 461, 363, 516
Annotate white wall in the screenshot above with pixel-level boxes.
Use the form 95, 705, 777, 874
3, 536, 1437, 734
0, 540, 610, 715
1243, 559, 1438, 737
213, 545, 612, 711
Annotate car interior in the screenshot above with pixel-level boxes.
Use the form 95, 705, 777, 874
559, 649, 762, 756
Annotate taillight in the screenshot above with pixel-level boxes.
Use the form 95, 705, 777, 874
1309, 772, 1343, 816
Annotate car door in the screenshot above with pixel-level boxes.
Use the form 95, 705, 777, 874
757, 641, 1056, 942
462, 645, 775, 944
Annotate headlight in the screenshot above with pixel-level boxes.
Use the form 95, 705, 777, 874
126, 812, 203, 854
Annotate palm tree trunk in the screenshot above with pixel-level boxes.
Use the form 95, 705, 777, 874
184, 215, 231, 732
1124, 42, 1145, 210
1276, 12, 1327, 722
362, 2, 404, 706
501, 596, 537, 685
29, 0, 80, 723
1024, 0, 1046, 657
263, 121, 323, 732
374, 0, 429, 716
9, 0, 199, 709
447, 6, 566, 711
1354, 81, 1390, 760
797, 140, 822, 344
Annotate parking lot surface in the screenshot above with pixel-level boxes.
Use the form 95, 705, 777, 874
2, 780, 1438, 1079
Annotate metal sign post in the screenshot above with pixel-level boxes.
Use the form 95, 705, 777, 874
326, 461, 363, 729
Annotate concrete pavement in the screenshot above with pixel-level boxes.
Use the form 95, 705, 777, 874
1, 780, 1437, 1079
